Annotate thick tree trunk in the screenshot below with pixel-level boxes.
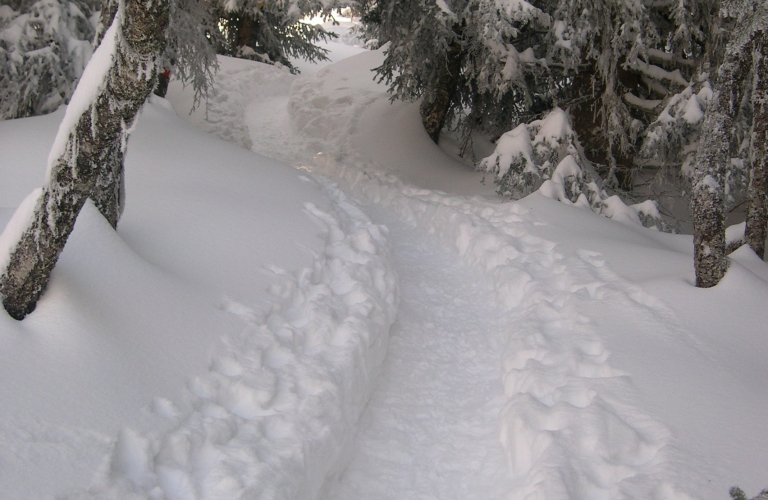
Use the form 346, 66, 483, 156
745, 33, 768, 259
690, 47, 751, 287
568, 62, 635, 190
0, 0, 170, 320
420, 27, 463, 144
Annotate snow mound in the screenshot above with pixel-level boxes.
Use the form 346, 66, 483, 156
67, 178, 398, 500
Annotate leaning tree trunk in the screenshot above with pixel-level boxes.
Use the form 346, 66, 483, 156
745, 32, 768, 259
420, 25, 464, 144
0, 0, 170, 320
690, 46, 751, 288
89, 0, 127, 229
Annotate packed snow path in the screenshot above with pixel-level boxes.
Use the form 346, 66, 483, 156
321, 207, 513, 500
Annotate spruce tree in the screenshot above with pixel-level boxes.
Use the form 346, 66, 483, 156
213, 0, 341, 73
361, 0, 548, 144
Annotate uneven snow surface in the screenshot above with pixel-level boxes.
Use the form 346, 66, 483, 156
320, 206, 513, 500
1, 21, 768, 500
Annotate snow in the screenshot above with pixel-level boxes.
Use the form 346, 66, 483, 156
532, 107, 573, 149
479, 107, 574, 179
1, 25, 768, 500
635, 62, 690, 87
0, 187, 41, 272
726, 221, 746, 246
480, 123, 535, 176
624, 92, 662, 110
553, 20, 571, 50
435, 0, 455, 16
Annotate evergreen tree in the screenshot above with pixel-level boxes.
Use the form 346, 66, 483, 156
0, 0, 99, 120
214, 0, 342, 73
360, 0, 548, 144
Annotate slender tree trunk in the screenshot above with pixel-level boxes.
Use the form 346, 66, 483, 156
237, 13, 255, 51
89, 0, 126, 229
745, 33, 768, 259
420, 25, 463, 144
0, 0, 170, 320
690, 46, 751, 287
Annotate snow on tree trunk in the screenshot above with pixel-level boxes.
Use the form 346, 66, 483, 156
690, 47, 751, 288
89, 0, 126, 229
0, 0, 170, 320
419, 28, 463, 144
745, 33, 768, 260
94, 0, 119, 47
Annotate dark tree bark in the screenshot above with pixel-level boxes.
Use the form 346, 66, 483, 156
745, 32, 768, 259
420, 27, 463, 144
0, 0, 170, 320
154, 70, 171, 98
88, 0, 126, 229
690, 45, 752, 287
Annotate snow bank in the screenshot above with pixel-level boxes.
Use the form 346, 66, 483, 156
69, 176, 397, 500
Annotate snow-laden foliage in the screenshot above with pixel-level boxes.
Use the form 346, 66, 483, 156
214, 0, 345, 73
0, 0, 97, 120
480, 107, 663, 227
640, 78, 713, 174
359, 0, 551, 140
357, 0, 762, 219
163, 0, 219, 108
479, 107, 582, 197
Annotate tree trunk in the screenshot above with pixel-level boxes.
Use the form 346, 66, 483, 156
0, 0, 170, 320
94, 0, 119, 47
690, 46, 751, 288
420, 26, 463, 144
88, 0, 126, 229
745, 33, 768, 259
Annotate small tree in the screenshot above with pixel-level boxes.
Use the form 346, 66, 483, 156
0, 0, 170, 319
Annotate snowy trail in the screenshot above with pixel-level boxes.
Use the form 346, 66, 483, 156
196, 56, 679, 499
321, 207, 513, 500
166, 51, 766, 500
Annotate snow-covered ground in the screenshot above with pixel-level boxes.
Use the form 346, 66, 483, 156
1, 19, 767, 500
